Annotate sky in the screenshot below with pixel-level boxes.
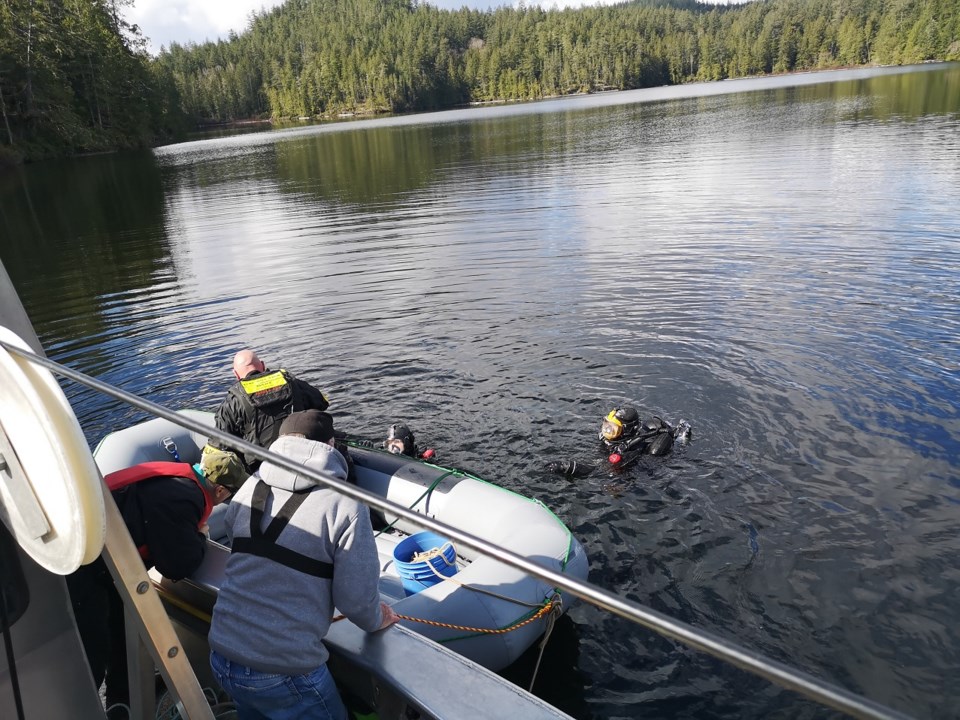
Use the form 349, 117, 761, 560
127, 0, 278, 54
128, 0, 728, 55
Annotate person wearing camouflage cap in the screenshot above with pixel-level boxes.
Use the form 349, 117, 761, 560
67, 444, 247, 712
201, 444, 249, 493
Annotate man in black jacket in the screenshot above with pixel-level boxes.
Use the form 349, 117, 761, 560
67, 448, 247, 713
210, 349, 330, 472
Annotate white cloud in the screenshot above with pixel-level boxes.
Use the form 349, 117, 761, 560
127, 0, 285, 54
128, 0, 732, 55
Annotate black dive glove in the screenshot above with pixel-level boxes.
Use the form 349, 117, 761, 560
545, 460, 593, 478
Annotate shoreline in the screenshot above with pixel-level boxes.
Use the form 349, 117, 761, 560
191, 60, 943, 130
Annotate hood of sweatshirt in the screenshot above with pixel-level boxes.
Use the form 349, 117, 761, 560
258, 435, 348, 492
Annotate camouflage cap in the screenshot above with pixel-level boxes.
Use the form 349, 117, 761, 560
200, 445, 247, 491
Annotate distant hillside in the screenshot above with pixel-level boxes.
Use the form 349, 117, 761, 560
1, 0, 957, 161
152, 0, 959, 123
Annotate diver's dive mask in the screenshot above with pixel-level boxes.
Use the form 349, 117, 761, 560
600, 411, 623, 441
386, 423, 416, 456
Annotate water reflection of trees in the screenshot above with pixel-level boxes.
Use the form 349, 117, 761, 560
270, 114, 599, 206
776, 67, 960, 121
0, 152, 170, 345
268, 66, 960, 207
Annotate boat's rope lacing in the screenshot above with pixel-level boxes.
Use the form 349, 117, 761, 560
412, 543, 546, 608
367, 462, 576, 644
332, 539, 560, 634
528, 593, 563, 691
374, 470, 565, 620
373, 471, 454, 538
330, 455, 565, 636
334, 543, 560, 635
332, 599, 556, 636
395, 599, 556, 635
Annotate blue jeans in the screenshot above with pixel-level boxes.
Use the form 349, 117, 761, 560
210, 650, 347, 720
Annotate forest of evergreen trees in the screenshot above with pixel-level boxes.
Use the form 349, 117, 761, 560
1, 0, 958, 162
0, 0, 189, 163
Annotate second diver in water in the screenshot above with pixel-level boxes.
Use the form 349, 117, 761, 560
382, 423, 436, 460
547, 405, 691, 478
348, 422, 436, 460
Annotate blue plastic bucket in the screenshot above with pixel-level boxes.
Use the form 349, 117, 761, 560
392, 531, 458, 596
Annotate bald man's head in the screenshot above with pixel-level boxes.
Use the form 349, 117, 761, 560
233, 349, 266, 380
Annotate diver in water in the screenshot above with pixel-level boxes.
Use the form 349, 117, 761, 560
382, 423, 436, 460
546, 405, 691, 478
348, 423, 436, 460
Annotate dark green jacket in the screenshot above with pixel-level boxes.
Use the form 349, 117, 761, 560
212, 368, 328, 471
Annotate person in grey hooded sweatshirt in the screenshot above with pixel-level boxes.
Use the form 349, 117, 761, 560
209, 409, 398, 720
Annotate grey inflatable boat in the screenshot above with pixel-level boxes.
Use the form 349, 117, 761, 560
93, 409, 589, 672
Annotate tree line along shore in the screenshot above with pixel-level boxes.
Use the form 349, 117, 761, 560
1, 0, 958, 163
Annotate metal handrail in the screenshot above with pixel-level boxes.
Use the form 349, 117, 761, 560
1, 340, 913, 720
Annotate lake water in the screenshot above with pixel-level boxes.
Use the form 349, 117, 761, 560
2, 63, 959, 719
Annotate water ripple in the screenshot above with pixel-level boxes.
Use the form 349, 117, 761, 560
5, 64, 960, 720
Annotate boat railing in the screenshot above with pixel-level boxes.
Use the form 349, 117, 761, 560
0, 339, 915, 720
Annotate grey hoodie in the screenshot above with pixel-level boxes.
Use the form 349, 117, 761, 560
208, 435, 383, 674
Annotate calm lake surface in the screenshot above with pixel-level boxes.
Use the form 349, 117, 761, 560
3, 63, 959, 719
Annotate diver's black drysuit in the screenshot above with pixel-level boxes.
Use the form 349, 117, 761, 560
547, 417, 691, 478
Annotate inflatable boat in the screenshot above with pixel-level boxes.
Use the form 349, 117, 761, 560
93, 410, 590, 672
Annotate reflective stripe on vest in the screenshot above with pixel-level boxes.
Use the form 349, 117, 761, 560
105, 462, 213, 561
230, 480, 334, 579
240, 369, 290, 397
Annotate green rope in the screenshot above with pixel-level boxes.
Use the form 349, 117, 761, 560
374, 470, 456, 537
355, 450, 577, 613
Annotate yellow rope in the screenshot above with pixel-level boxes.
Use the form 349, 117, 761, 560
158, 571, 555, 638
394, 600, 555, 635
331, 600, 554, 634
334, 541, 559, 634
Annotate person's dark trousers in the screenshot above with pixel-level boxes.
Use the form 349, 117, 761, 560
67, 558, 131, 707
104, 575, 130, 706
